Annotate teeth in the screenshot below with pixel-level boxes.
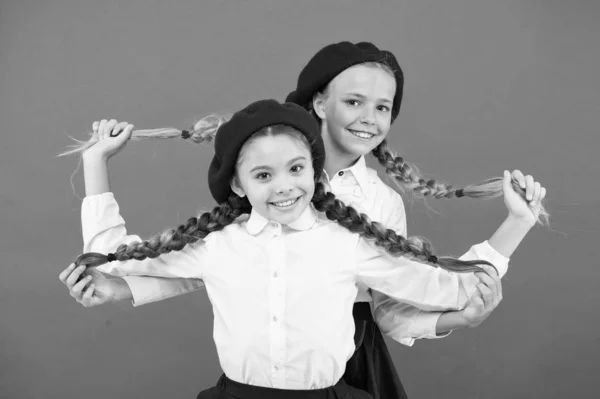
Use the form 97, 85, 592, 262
349, 130, 374, 139
272, 198, 298, 207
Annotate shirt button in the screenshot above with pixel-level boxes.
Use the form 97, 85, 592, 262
270, 222, 279, 228
273, 271, 278, 277
273, 316, 278, 322
274, 364, 279, 370
338, 171, 344, 176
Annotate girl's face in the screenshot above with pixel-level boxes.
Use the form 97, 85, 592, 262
232, 133, 315, 225
314, 64, 396, 162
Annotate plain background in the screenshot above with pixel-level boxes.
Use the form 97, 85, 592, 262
1, 1, 598, 398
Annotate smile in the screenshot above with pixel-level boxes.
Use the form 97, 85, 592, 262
347, 129, 375, 139
270, 196, 301, 208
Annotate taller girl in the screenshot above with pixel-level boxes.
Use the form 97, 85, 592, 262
285, 41, 546, 399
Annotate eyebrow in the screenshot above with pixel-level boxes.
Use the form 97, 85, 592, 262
249, 156, 307, 173
344, 92, 392, 104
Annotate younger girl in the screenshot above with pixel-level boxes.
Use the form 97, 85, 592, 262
64, 99, 511, 398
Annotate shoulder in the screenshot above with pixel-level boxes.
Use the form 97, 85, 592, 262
366, 166, 406, 209
202, 214, 249, 244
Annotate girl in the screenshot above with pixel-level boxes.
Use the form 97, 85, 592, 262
62, 99, 514, 398
284, 41, 548, 399
60, 42, 546, 399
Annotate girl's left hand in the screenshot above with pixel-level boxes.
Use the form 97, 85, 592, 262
503, 170, 547, 226
459, 265, 503, 328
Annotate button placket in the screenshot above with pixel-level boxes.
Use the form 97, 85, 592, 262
267, 233, 286, 385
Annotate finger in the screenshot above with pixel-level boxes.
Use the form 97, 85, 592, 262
530, 182, 541, 207
525, 175, 535, 201
511, 169, 526, 189
477, 266, 502, 299
540, 186, 547, 201
92, 121, 100, 140
65, 265, 87, 288
59, 263, 77, 283
470, 293, 485, 308
71, 275, 93, 297
81, 284, 96, 306
477, 284, 494, 309
111, 121, 129, 138
502, 170, 512, 193
104, 119, 118, 138
98, 119, 108, 140
121, 123, 135, 141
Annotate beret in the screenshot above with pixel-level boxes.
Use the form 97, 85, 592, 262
208, 99, 325, 204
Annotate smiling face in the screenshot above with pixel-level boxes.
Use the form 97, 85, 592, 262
231, 127, 316, 225
313, 63, 396, 167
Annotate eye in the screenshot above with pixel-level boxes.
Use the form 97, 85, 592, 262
290, 164, 304, 173
255, 172, 270, 180
377, 105, 390, 112
345, 99, 360, 107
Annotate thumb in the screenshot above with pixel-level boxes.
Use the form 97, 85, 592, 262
502, 170, 513, 194
120, 124, 134, 142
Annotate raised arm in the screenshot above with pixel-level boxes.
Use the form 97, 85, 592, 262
60, 120, 204, 307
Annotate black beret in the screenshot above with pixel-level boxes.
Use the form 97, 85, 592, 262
285, 41, 404, 122
208, 99, 325, 204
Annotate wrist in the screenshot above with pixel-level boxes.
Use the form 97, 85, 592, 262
436, 311, 470, 334
82, 152, 109, 166
111, 277, 133, 302
505, 213, 535, 231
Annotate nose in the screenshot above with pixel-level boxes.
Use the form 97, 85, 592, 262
276, 186, 293, 194
275, 178, 294, 195
360, 107, 376, 126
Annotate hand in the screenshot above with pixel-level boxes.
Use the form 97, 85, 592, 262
58, 263, 126, 307
503, 170, 547, 226
82, 119, 134, 162
459, 265, 503, 328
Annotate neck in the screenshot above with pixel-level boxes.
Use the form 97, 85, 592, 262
321, 127, 361, 178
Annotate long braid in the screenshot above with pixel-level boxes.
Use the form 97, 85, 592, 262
74, 194, 251, 268
372, 139, 549, 224
311, 182, 497, 274
58, 113, 233, 157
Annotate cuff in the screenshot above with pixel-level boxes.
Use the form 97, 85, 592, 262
475, 240, 510, 277
81, 192, 125, 245
122, 276, 204, 307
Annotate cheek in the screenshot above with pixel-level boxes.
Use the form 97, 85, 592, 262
378, 119, 391, 135
243, 181, 268, 200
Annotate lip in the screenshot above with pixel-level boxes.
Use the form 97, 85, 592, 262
269, 195, 302, 209
347, 129, 376, 139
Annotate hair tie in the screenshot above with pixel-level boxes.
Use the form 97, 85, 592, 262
181, 130, 191, 139
106, 253, 117, 262
427, 255, 438, 264
455, 189, 464, 198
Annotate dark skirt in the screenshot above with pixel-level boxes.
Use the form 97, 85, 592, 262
197, 374, 373, 399
342, 302, 408, 399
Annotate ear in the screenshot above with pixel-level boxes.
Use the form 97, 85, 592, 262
230, 177, 246, 198
312, 92, 327, 120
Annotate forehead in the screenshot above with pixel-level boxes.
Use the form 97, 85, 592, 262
329, 64, 396, 100
237, 134, 311, 168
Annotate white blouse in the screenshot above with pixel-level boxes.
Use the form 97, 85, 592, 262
102, 156, 509, 346
83, 192, 509, 389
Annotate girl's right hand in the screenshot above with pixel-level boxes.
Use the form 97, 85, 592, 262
82, 119, 134, 162
58, 263, 130, 307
